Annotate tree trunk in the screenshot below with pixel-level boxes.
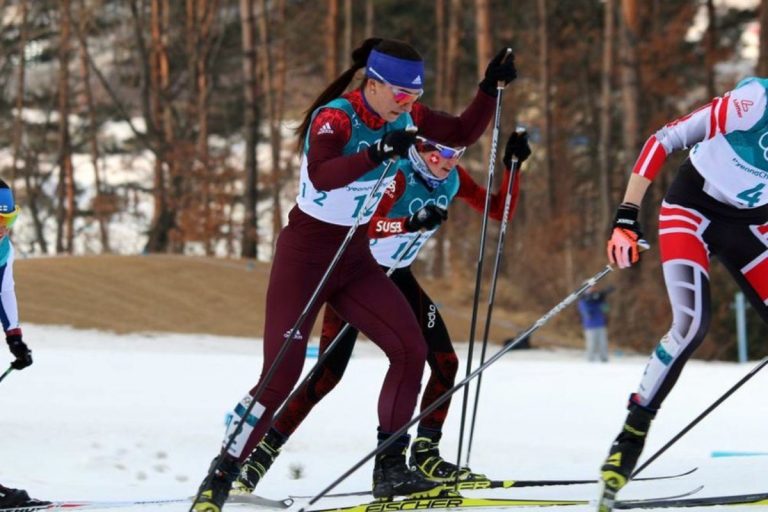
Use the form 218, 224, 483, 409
619, 0, 640, 168
705, 0, 717, 100
445, 0, 461, 111
538, 0, 555, 213
23, 154, 48, 254
256, 0, 284, 254
275, 0, 287, 175
432, 0, 447, 278
160, 0, 181, 253
343, 0, 351, 65
195, 0, 217, 255
760, 0, 768, 76
474, 0, 492, 162
240, 0, 259, 259
145, 0, 172, 253
57, 0, 75, 254
11, 0, 27, 188
435, 0, 446, 109
14, 0, 47, 254
364, 0, 373, 39
325, 0, 338, 82
445, 0, 462, 274
598, 0, 615, 225
77, 0, 110, 252
474, 0, 491, 79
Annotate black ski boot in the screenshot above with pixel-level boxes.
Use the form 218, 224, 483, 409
193, 455, 242, 512
372, 433, 443, 500
232, 428, 287, 494
597, 404, 656, 512
0, 484, 51, 509
409, 434, 485, 482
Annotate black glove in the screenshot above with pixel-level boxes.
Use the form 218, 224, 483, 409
479, 48, 518, 96
612, 202, 643, 239
7, 332, 32, 370
502, 131, 531, 169
368, 129, 419, 164
405, 204, 448, 232
607, 202, 644, 268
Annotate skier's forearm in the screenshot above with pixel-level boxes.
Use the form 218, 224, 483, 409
622, 174, 652, 208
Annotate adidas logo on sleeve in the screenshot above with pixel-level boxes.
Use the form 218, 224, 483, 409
317, 122, 334, 135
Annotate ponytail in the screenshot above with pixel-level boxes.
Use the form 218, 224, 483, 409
295, 38, 383, 150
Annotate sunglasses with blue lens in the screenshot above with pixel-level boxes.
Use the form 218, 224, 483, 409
417, 137, 466, 160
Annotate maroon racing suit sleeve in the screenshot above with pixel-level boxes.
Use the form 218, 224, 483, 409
368, 171, 409, 239
455, 164, 521, 221
410, 88, 496, 147
305, 107, 380, 191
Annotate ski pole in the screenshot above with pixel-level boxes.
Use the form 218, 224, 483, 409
190, 155, 401, 512
632, 355, 768, 478
301, 259, 617, 510
465, 127, 526, 465
265, 234, 423, 435
0, 366, 12, 384
456, 48, 513, 476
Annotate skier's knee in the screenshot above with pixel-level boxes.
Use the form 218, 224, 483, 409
431, 351, 458, 382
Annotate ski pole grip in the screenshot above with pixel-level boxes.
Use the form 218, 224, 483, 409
497, 48, 513, 90
508, 126, 528, 168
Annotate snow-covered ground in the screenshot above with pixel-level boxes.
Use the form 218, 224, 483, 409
2, 325, 768, 511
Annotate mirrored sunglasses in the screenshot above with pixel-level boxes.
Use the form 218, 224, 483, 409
368, 67, 424, 105
417, 137, 466, 160
0, 207, 19, 229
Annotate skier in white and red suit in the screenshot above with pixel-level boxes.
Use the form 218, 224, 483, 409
597, 77, 768, 511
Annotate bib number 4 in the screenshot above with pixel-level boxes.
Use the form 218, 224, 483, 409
737, 183, 765, 208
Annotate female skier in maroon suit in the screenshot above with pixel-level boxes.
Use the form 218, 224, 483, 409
192, 38, 517, 512
233, 132, 532, 495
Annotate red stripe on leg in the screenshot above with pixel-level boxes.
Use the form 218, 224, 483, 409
660, 205, 704, 225
743, 255, 768, 303
660, 219, 700, 231
660, 231, 709, 270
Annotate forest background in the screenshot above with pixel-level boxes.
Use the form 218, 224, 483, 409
0, 0, 766, 360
